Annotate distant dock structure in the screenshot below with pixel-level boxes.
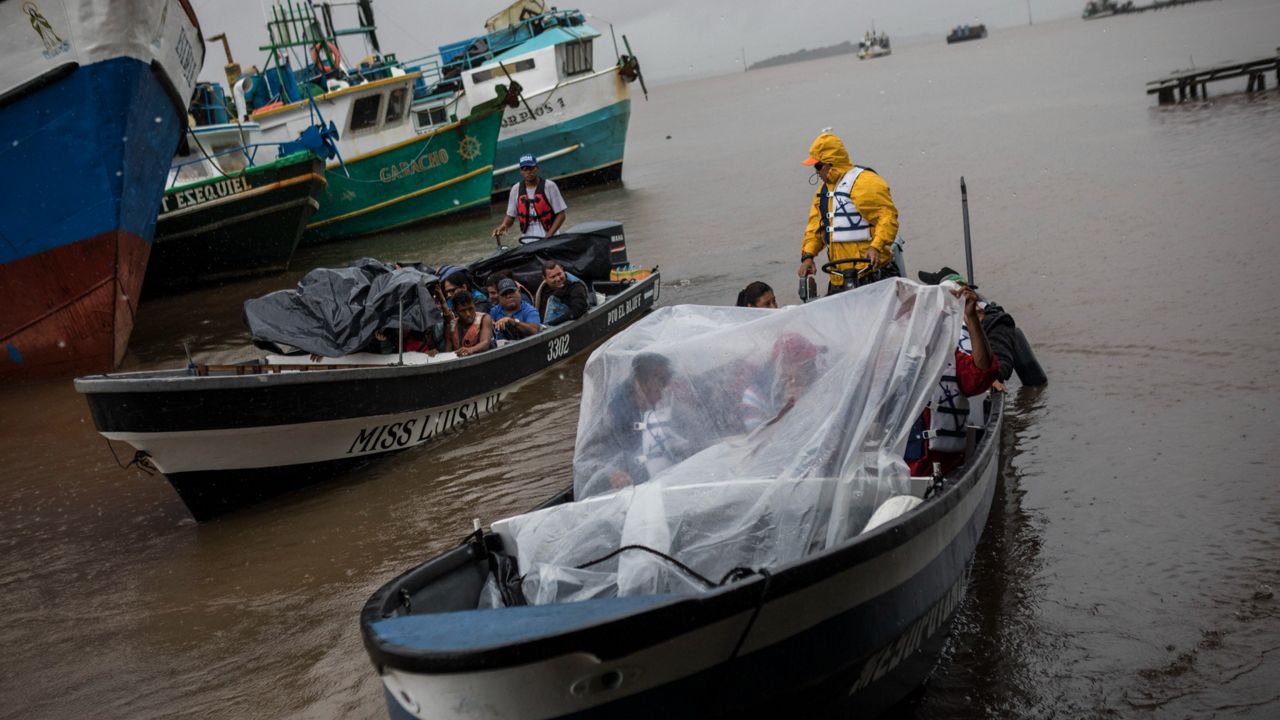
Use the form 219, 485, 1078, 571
1147, 52, 1280, 104
1083, 0, 1220, 20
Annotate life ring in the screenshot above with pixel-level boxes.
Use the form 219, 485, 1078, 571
311, 42, 341, 74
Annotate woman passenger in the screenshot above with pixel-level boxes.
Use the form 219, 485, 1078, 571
736, 281, 778, 308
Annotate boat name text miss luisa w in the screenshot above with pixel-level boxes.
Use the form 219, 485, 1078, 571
346, 392, 503, 455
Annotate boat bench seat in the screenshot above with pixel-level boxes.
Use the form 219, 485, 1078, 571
369, 594, 676, 652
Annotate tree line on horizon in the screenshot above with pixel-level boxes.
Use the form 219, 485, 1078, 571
748, 40, 857, 71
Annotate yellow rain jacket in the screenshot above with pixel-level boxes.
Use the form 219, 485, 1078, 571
801, 133, 898, 287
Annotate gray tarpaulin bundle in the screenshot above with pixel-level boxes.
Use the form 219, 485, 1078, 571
244, 259, 442, 357
483, 279, 966, 606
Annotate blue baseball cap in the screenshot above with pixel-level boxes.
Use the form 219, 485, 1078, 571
518, 154, 537, 168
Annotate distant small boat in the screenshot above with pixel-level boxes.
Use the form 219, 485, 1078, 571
75, 222, 658, 520
146, 98, 327, 291
0, 0, 205, 379
857, 29, 891, 60
404, 1, 646, 196
946, 23, 988, 44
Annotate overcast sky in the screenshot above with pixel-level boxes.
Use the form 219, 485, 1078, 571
192, 1, 1092, 85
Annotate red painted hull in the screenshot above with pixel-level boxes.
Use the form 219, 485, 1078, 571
0, 231, 150, 381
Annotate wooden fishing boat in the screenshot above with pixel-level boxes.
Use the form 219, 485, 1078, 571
360, 281, 1005, 719
74, 223, 658, 520
405, 1, 645, 196
0, 0, 204, 379
228, 3, 509, 245
147, 137, 326, 291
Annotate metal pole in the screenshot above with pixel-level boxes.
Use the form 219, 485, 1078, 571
397, 298, 404, 365
961, 177, 975, 286
1026, 0, 1033, 25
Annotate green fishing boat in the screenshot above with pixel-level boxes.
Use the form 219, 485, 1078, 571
234, 2, 512, 244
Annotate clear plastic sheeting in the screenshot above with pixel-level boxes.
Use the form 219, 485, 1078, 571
243, 259, 442, 357
486, 280, 964, 607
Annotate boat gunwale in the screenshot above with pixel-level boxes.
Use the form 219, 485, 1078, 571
361, 393, 1004, 674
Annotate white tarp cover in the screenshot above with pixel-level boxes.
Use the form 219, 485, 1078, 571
487, 280, 963, 606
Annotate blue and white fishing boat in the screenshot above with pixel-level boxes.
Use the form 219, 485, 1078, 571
0, 0, 204, 379
405, 0, 645, 195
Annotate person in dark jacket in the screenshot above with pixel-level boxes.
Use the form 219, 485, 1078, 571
918, 267, 1046, 387
537, 259, 589, 326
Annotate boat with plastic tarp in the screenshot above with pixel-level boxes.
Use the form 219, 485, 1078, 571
0, 0, 205, 380
360, 279, 1004, 719
226, 2, 511, 244
145, 97, 329, 291
74, 222, 658, 520
403, 1, 646, 195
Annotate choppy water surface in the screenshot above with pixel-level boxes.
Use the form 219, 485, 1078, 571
2, 3, 1278, 717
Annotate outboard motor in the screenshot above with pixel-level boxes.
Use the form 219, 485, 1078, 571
563, 220, 627, 267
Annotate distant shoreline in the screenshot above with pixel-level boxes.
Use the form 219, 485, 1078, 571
748, 40, 857, 71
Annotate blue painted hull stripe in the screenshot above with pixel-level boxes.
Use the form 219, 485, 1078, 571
0, 56, 182, 264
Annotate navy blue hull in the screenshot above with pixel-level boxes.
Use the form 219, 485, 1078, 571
0, 56, 186, 377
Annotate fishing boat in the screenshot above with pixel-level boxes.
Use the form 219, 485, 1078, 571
946, 23, 988, 44
404, 1, 646, 195
857, 29, 891, 60
145, 96, 328, 291
229, 3, 510, 244
360, 280, 1004, 719
0, 0, 205, 379
75, 221, 659, 520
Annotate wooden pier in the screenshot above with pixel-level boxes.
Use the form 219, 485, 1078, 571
1147, 52, 1280, 104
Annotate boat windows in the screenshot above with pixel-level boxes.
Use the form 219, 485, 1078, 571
349, 94, 383, 133
563, 39, 593, 76
415, 105, 448, 130
472, 58, 535, 85
384, 87, 408, 126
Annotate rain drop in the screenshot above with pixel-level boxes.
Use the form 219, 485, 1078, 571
10, 140, 17, 147
453, 199, 460, 205
154, 116, 163, 123
116, 171, 123, 177
57, 340, 67, 348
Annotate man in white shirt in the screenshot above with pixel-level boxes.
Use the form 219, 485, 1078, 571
492, 154, 568, 241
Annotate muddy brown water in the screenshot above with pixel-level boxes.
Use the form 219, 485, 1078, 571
2, 3, 1279, 718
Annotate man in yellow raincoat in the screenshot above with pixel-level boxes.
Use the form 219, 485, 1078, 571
798, 131, 899, 293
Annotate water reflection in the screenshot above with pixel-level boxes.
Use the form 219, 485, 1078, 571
907, 386, 1050, 718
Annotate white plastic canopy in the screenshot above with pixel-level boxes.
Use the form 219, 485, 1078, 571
486, 279, 963, 606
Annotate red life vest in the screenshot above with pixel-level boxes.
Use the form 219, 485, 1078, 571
516, 179, 556, 233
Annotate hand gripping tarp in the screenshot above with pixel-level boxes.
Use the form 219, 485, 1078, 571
243, 259, 442, 357
485, 279, 964, 606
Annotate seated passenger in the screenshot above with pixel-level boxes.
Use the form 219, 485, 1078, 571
488, 278, 542, 341
578, 353, 677, 494
447, 290, 495, 357
484, 271, 534, 308
365, 328, 397, 354
740, 333, 825, 432
908, 278, 999, 476
442, 270, 491, 315
536, 260, 589, 326
736, 281, 778, 308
